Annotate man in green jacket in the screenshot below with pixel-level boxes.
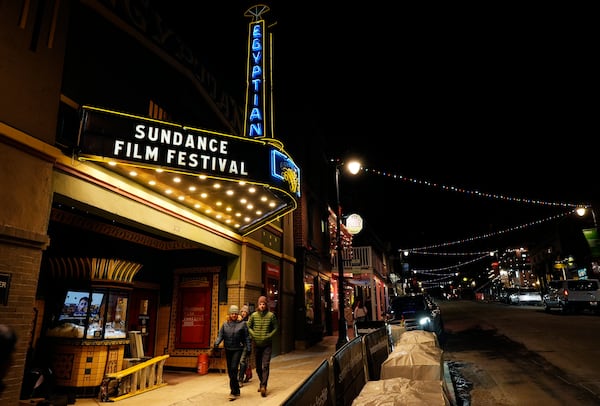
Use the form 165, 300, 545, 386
247, 295, 279, 397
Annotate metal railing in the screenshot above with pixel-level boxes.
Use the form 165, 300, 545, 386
331, 246, 387, 277
99, 354, 170, 402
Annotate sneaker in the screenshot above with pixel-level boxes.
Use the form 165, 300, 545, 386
228, 394, 236, 401
260, 386, 267, 397
239, 380, 243, 388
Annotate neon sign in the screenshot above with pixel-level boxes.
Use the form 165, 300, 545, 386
245, 20, 266, 138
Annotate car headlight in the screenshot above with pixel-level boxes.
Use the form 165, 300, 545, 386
418, 316, 431, 326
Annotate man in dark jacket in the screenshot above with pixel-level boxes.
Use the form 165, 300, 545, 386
247, 296, 278, 397
214, 305, 251, 400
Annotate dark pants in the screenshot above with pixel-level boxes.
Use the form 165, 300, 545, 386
225, 348, 243, 395
254, 345, 272, 389
238, 347, 249, 382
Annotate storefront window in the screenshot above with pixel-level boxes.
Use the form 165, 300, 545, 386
304, 274, 315, 324
264, 263, 280, 317
105, 292, 128, 339
47, 288, 129, 340
319, 279, 327, 330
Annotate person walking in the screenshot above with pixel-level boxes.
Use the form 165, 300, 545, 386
247, 296, 278, 397
237, 305, 252, 386
214, 305, 251, 401
344, 302, 355, 339
353, 299, 367, 323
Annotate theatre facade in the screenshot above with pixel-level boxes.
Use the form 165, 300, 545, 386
0, 2, 320, 402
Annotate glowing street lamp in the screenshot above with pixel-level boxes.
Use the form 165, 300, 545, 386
576, 206, 597, 228
333, 159, 361, 350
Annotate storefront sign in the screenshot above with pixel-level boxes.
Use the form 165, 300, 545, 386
345, 214, 363, 235
0, 272, 10, 305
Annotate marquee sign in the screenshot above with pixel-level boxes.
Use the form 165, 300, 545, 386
78, 106, 299, 193
76, 106, 300, 234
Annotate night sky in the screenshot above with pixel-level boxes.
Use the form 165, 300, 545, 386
151, 2, 596, 269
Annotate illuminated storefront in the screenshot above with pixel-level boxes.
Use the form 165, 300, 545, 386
0, 2, 301, 402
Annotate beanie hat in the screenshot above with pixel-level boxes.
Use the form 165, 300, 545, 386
258, 296, 267, 305
229, 305, 240, 314
241, 305, 249, 313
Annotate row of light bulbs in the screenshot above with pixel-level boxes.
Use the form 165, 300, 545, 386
355, 165, 594, 281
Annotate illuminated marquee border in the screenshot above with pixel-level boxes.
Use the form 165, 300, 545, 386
76, 106, 300, 234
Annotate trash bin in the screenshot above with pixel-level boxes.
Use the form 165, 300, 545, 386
197, 353, 209, 375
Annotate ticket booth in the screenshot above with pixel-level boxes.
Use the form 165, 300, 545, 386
40, 258, 142, 397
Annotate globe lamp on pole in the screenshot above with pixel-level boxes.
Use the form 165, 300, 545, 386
334, 159, 361, 350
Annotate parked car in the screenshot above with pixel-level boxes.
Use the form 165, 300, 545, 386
508, 287, 542, 305
499, 287, 518, 304
543, 279, 600, 314
387, 294, 445, 341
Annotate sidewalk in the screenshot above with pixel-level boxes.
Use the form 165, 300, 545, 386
75, 335, 338, 406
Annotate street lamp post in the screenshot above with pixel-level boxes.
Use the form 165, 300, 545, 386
334, 164, 347, 350
333, 159, 361, 350
576, 206, 597, 228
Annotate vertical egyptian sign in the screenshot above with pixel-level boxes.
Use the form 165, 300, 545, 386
244, 19, 267, 138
